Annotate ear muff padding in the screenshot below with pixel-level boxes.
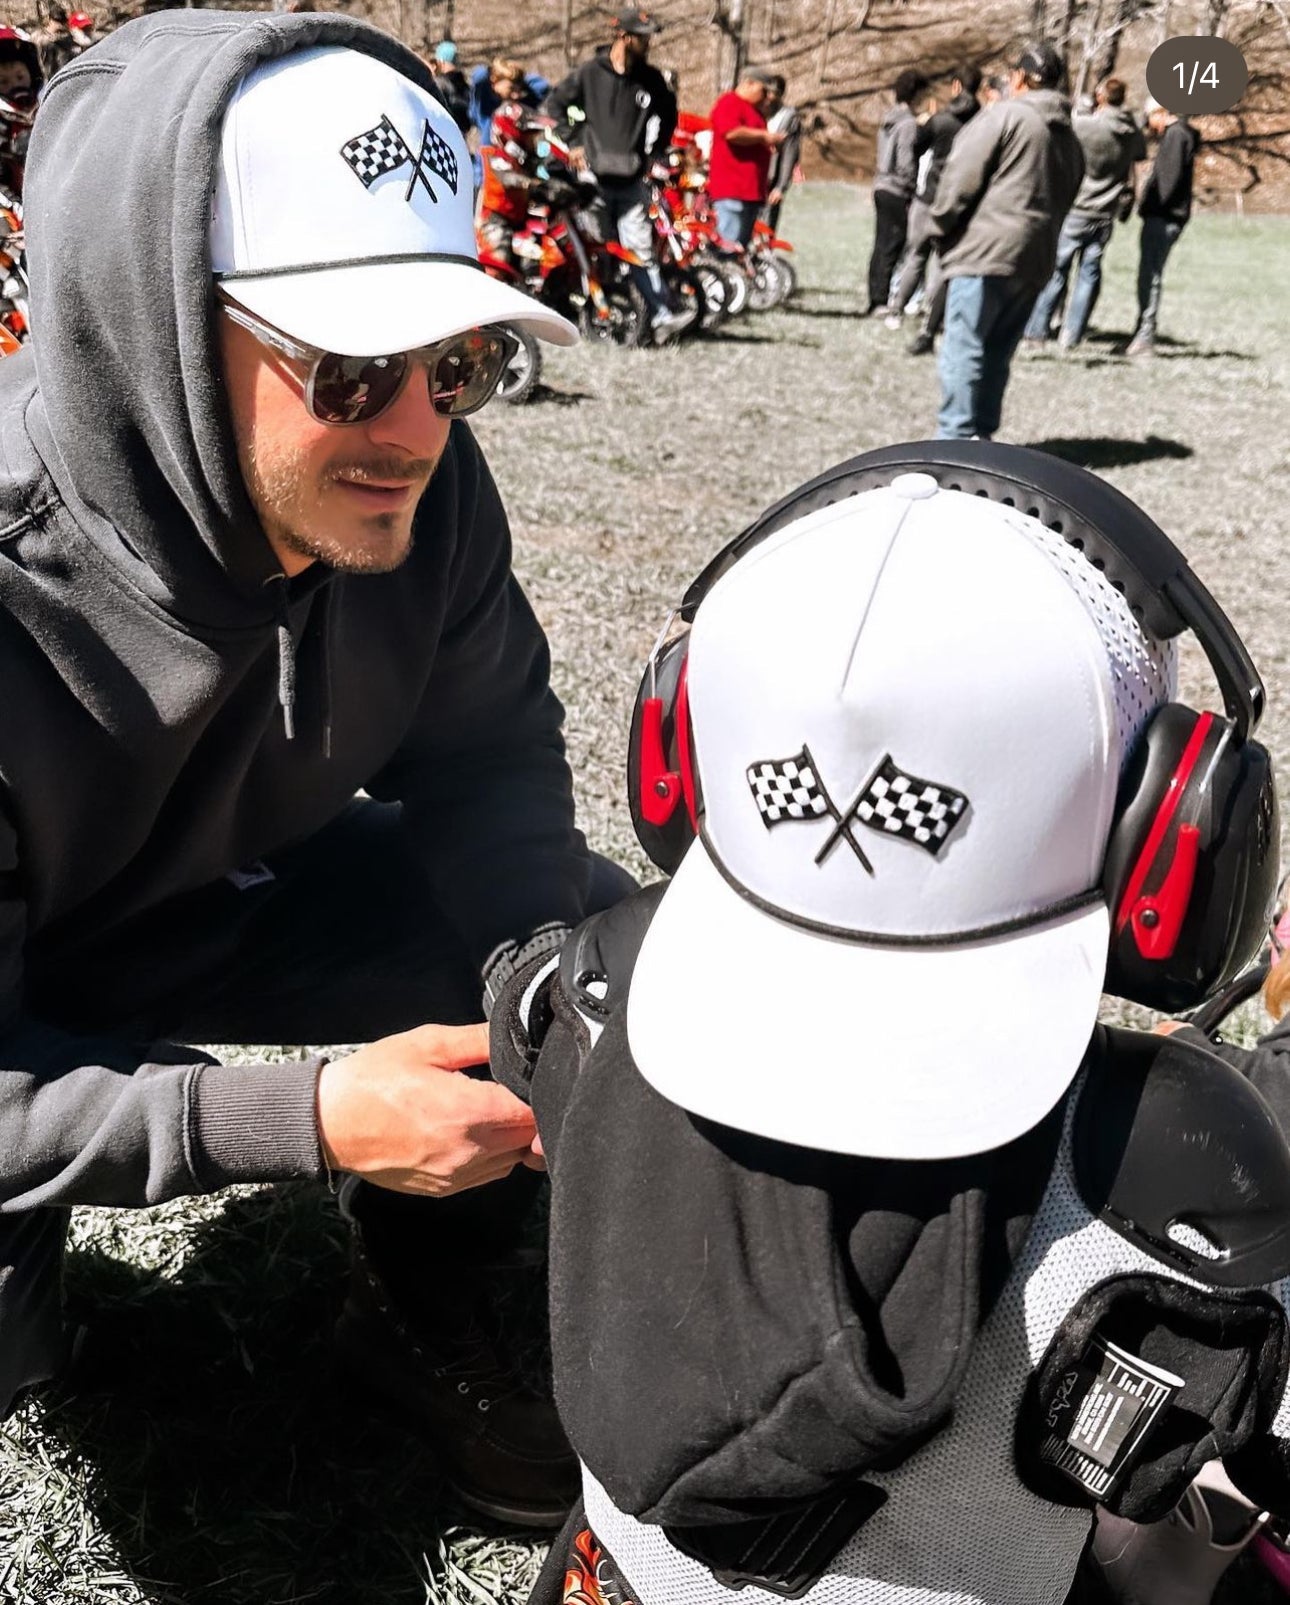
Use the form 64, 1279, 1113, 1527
1104, 704, 1279, 1012
628, 633, 699, 875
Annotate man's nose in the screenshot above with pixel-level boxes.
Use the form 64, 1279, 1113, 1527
364, 361, 452, 459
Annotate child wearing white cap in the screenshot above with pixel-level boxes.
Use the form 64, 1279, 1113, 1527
491, 442, 1290, 1605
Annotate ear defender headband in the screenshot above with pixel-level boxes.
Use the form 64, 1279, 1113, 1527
627, 440, 1278, 1013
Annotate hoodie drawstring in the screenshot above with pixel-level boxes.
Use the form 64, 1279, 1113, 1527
318, 582, 334, 761
267, 571, 333, 757
269, 575, 297, 743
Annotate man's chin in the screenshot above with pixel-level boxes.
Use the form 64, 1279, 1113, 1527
280, 514, 417, 575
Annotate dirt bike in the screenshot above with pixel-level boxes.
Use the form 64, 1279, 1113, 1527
0, 186, 28, 354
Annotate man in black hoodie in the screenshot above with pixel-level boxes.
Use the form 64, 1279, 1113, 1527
1126, 96, 1199, 357
545, 8, 689, 343
865, 68, 929, 316
0, 10, 631, 1529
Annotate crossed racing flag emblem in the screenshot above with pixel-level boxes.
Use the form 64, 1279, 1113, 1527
341, 114, 459, 203
747, 747, 969, 875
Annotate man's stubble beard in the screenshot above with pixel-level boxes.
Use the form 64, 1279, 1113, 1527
247, 438, 443, 575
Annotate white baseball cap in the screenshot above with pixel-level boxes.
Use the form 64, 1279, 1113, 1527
626, 472, 1176, 1160
211, 46, 577, 355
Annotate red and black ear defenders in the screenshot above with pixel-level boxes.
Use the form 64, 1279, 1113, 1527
627, 440, 1279, 1014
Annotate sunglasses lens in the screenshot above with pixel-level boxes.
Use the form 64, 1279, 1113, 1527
310, 351, 408, 425
428, 332, 511, 417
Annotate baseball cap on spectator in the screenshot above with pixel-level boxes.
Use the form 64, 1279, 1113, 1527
626, 476, 1175, 1161
211, 45, 577, 356
434, 40, 457, 64
612, 7, 662, 35
1015, 39, 1065, 88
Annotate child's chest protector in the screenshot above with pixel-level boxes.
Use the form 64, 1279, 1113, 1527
577, 1030, 1290, 1605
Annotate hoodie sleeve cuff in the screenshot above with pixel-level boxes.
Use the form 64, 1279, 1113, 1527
187, 1057, 327, 1191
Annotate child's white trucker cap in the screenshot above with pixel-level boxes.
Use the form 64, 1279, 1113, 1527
627, 473, 1175, 1160
211, 46, 577, 355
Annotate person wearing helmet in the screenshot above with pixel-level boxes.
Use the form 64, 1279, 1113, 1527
0, 10, 636, 1532
489, 445, 1288, 1605
0, 27, 42, 196
476, 101, 548, 271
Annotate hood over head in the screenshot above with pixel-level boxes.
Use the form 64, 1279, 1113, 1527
19, 11, 458, 629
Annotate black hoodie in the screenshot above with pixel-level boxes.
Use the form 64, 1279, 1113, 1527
545, 47, 677, 184
0, 11, 590, 1213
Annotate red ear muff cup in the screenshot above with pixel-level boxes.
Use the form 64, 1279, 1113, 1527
628, 634, 700, 875
1104, 703, 1278, 1012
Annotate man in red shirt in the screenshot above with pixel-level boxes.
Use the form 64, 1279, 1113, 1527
708, 68, 786, 248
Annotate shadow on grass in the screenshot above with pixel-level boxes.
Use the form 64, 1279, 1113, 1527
1024, 434, 1195, 470
1042, 330, 1253, 362
37, 1185, 547, 1605
528, 384, 593, 407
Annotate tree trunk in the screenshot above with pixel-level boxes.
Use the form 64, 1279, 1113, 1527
562, 0, 574, 67
732, 0, 749, 81
818, 0, 841, 81
1201, 0, 1228, 34
765, 0, 777, 44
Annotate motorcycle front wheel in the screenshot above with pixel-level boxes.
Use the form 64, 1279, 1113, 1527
578, 280, 648, 348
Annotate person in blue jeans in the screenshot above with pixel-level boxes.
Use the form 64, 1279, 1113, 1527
928, 41, 1083, 439
1024, 78, 1144, 350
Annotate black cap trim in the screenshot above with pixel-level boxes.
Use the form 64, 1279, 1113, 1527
700, 827, 1105, 948
215, 251, 484, 281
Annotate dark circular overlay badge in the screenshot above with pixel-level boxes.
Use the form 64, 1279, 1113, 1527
1145, 36, 1249, 115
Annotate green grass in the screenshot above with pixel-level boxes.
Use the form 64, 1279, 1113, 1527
3, 184, 1289, 1602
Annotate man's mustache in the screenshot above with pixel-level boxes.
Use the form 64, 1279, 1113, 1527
328, 455, 439, 483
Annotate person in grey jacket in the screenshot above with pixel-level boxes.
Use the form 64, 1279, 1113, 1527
929, 40, 1084, 439
865, 68, 929, 316
0, 9, 633, 1532
1024, 77, 1146, 348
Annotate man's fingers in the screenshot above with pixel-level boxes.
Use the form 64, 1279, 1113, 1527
400, 1020, 491, 1070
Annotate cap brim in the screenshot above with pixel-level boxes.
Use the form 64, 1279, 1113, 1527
627, 839, 1109, 1160
221, 260, 578, 355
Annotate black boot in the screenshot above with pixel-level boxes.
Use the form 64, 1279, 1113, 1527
334, 1229, 579, 1529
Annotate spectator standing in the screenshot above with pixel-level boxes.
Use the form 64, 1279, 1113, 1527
1126, 96, 1198, 358
981, 74, 1007, 106
929, 40, 1083, 440
865, 68, 929, 316
1023, 77, 1145, 349
762, 73, 801, 234
887, 65, 981, 349
428, 40, 472, 136
546, 9, 690, 342
708, 68, 784, 249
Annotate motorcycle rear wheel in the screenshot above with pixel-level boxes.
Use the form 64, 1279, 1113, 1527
693, 261, 732, 329
496, 325, 542, 405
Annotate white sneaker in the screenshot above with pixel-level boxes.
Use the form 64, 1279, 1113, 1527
883, 313, 902, 331
1090, 1462, 1267, 1605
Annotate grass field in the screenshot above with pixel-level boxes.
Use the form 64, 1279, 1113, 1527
2, 184, 1289, 1604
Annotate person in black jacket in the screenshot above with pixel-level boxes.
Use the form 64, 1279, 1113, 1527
0, 11, 636, 1534
545, 8, 690, 342
887, 65, 980, 350
1126, 97, 1199, 357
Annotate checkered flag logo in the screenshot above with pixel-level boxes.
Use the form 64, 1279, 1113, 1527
747, 750, 830, 825
852, 755, 968, 856
341, 114, 459, 204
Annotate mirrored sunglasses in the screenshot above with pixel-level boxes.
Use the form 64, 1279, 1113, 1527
217, 294, 518, 425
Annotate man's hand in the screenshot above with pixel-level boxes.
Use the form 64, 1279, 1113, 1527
316, 1023, 542, 1197
766, 129, 788, 147
768, 187, 784, 205
568, 146, 589, 172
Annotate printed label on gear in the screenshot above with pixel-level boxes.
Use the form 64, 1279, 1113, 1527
1039, 1333, 1184, 1498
